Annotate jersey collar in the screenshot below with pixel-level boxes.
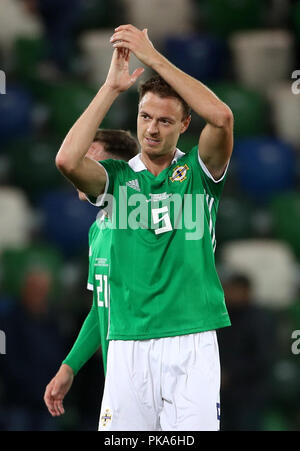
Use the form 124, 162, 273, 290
128, 148, 184, 172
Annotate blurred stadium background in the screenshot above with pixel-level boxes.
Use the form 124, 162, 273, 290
0, 0, 299, 431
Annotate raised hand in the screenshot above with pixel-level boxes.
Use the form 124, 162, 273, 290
110, 25, 159, 68
105, 47, 145, 93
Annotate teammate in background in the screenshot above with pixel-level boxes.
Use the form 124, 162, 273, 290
55, 26, 234, 431
44, 129, 138, 418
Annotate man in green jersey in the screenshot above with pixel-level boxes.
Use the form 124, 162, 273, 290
44, 130, 138, 418
55, 26, 234, 431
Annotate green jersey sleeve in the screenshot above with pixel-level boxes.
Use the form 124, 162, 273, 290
62, 305, 100, 375
85, 159, 125, 206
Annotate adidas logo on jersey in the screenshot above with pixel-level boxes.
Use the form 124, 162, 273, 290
126, 179, 141, 192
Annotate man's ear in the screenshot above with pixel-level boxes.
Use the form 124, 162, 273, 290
180, 114, 191, 134
89, 142, 98, 151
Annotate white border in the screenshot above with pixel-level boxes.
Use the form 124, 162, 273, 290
84, 163, 110, 206
198, 152, 229, 184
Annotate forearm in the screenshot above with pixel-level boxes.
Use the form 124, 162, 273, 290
150, 52, 232, 126
63, 306, 101, 375
56, 83, 119, 171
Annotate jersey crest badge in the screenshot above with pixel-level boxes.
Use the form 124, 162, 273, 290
100, 408, 112, 427
170, 164, 189, 182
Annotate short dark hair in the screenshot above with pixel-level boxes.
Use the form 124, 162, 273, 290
138, 75, 191, 120
93, 129, 139, 161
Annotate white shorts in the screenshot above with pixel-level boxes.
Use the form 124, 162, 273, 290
98, 331, 221, 431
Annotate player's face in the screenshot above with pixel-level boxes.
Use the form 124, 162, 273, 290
77, 141, 106, 201
137, 92, 190, 158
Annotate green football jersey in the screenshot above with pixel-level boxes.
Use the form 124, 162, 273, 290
87, 216, 111, 373
90, 146, 231, 340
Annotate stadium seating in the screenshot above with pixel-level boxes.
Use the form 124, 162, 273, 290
105, 88, 141, 132
164, 34, 228, 82
0, 84, 34, 143
263, 408, 292, 432
75, 0, 124, 31
0, 154, 10, 184
79, 30, 118, 87
177, 134, 199, 154
216, 196, 254, 244
7, 137, 64, 196
195, 0, 265, 37
0, 0, 42, 61
233, 137, 295, 202
0, 187, 33, 253
220, 239, 298, 308
122, 0, 195, 47
79, 30, 153, 89
271, 192, 300, 260
101, 91, 137, 131
0, 243, 63, 299
267, 82, 300, 149
287, 298, 300, 333
36, 188, 99, 256
265, 356, 300, 430
210, 82, 268, 138
13, 37, 47, 79
293, 0, 300, 42
229, 30, 295, 92
34, 79, 99, 137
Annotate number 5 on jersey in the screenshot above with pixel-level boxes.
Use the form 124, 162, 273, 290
95, 274, 109, 308
152, 206, 173, 235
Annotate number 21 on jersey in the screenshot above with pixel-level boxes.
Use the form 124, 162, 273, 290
95, 274, 109, 308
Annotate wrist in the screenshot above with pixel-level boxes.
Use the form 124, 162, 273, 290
101, 81, 124, 96
61, 363, 75, 377
148, 50, 165, 71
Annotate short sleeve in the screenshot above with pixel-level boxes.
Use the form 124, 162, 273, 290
85, 159, 122, 207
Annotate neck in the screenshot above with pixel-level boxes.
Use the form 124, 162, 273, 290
141, 149, 176, 176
